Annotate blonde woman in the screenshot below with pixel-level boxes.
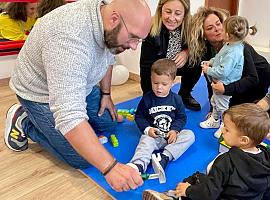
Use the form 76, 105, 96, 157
140, 0, 202, 111
188, 7, 270, 110
199, 16, 257, 136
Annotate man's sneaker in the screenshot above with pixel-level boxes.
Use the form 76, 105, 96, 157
5, 104, 28, 151
200, 115, 220, 129
214, 122, 224, 138
143, 189, 178, 200
151, 153, 169, 183
181, 94, 201, 111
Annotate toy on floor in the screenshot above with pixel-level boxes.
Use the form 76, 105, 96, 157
151, 154, 166, 183
126, 114, 135, 121
110, 134, 119, 147
98, 135, 108, 144
117, 108, 136, 121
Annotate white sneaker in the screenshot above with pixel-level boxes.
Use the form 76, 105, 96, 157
151, 153, 166, 184
200, 116, 220, 129
214, 122, 224, 138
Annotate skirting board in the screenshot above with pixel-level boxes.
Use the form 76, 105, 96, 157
0, 77, 10, 87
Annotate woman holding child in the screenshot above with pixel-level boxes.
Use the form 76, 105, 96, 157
188, 7, 270, 109
140, 0, 202, 111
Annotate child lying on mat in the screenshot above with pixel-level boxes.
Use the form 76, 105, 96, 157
143, 103, 270, 200
127, 59, 195, 182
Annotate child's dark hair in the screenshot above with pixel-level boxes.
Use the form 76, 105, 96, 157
224, 15, 257, 41
223, 103, 270, 145
5, 2, 28, 22
37, 0, 66, 18
151, 58, 177, 80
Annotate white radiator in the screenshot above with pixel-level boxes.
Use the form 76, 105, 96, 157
0, 55, 17, 79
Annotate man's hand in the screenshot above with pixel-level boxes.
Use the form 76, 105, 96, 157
105, 163, 143, 192
211, 81, 225, 95
98, 95, 117, 121
167, 130, 177, 144
173, 50, 188, 68
175, 182, 191, 197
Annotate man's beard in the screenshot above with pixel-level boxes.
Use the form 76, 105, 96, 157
104, 23, 129, 55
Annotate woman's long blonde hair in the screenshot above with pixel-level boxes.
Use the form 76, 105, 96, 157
150, 0, 191, 45
188, 7, 229, 65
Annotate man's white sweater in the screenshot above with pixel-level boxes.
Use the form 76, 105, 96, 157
10, 0, 115, 135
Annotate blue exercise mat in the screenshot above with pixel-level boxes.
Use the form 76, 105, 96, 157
81, 77, 269, 200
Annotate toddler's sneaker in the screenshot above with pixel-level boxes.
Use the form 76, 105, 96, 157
200, 115, 220, 129
214, 122, 224, 138
4, 104, 28, 151
151, 153, 169, 184
143, 189, 178, 200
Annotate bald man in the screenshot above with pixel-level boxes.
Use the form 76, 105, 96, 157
5, 0, 151, 192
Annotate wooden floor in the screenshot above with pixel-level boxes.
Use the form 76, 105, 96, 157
0, 78, 142, 200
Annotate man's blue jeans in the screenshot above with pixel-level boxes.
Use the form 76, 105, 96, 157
18, 86, 117, 169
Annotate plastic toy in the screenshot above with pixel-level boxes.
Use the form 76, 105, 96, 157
117, 108, 136, 121
141, 173, 159, 181
129, 108, 136, 115
117, 109, 130, 117
151, 154, 166, 183
98, 135, 108, 144
126, 114, 135, 121
110, 134, 119, 147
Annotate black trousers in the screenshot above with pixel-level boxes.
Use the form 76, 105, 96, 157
140, 63, 202, 96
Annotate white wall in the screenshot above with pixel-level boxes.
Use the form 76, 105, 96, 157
0, 55, 17, 79
238, 0, 270, 62
190, 0, 205, 14
239, 0, 270, 48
